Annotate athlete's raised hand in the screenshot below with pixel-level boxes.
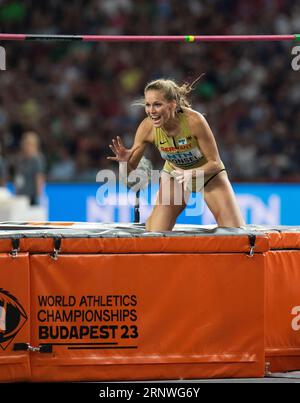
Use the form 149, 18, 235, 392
107, 136, 139, 163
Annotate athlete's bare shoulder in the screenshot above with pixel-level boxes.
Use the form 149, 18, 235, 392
135, 116, 154, 144
182, 107, 207, 130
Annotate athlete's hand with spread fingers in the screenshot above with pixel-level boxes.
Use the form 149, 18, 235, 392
107, 136, 139, 163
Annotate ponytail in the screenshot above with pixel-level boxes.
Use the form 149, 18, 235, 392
144, 74, 204, 110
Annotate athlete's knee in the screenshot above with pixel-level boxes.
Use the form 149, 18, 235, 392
145, 216, 151, 231
145, 211, 175, 232
215, 209, 245, 227
145, 209, 158, 231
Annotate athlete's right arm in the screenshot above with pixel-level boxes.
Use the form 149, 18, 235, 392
107, 118, 153, 174
128, 118, 153, 172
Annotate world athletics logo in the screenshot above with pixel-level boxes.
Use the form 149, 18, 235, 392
0, 289, 28, 350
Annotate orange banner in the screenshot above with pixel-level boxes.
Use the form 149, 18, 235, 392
29, 253, 265, 381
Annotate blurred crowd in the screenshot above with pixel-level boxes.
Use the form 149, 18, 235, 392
0, 0, 299, 184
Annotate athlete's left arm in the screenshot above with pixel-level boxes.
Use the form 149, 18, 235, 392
191, 112, 224, 177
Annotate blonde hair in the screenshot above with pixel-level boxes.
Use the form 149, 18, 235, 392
143, 75, 204, 110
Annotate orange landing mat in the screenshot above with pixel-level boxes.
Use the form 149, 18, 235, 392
0, 223, 299, 381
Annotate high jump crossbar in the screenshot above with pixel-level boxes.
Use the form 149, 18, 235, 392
0, 34, 299, 42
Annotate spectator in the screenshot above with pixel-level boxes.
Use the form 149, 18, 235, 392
48, 146, 75, 181
14, 131, 46, 205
